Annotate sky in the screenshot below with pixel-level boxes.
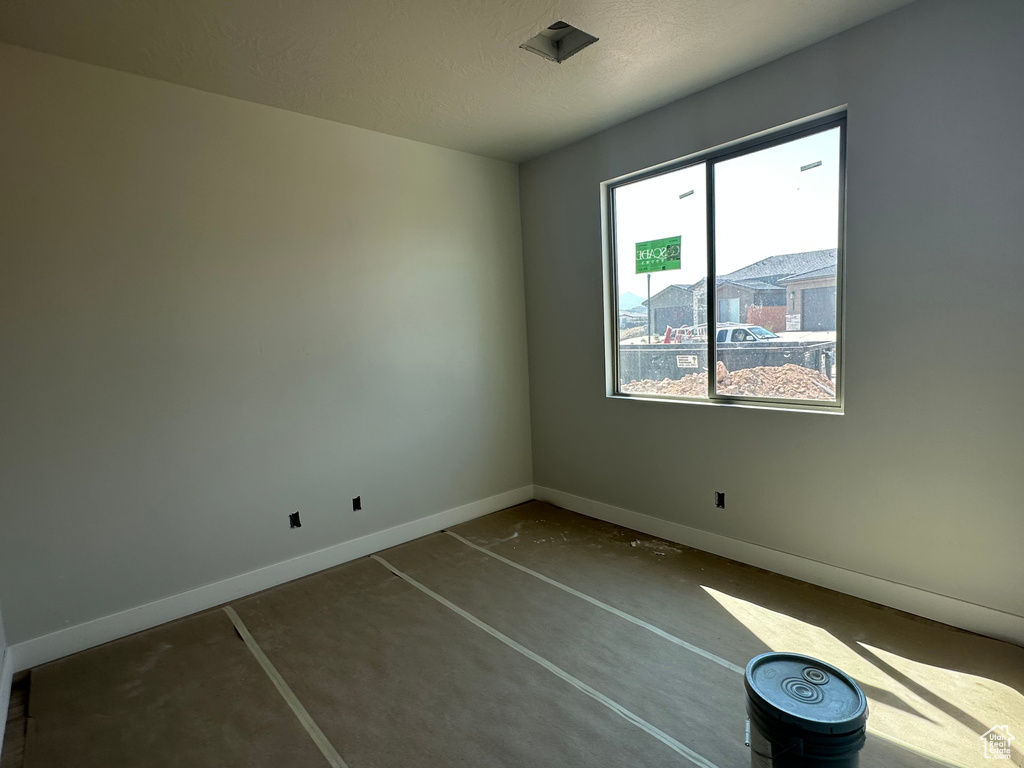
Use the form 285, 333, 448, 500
614, 127, 841, 304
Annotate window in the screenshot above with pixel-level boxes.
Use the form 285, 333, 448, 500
607, 114, 845, 409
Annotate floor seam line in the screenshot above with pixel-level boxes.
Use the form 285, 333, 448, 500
222, 606, 348, 768
443, 530, 745, 674
443, 532, 965, 768
369, 554, 721, 768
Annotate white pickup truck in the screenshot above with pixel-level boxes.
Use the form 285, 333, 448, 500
663, 323, 780, 344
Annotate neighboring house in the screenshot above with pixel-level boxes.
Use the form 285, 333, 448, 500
779, 263, 838, 331
642, 284, 695, 333
618, 308, 647, 329
713, 278, 786, 326
680, 249, 838, 331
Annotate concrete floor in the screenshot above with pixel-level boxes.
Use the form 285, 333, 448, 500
7, 502, 1023, 767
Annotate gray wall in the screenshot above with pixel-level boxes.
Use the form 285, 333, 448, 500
0, 44, 533, 644
0, 597, 7, 762
520, 0, 1023, 619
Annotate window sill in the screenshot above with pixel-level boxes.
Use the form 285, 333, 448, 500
607, 392, 844, 415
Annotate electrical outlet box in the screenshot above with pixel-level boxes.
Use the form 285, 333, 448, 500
352, 496, 361, 511
715, 492, 725, 509
289, 511, 301, 528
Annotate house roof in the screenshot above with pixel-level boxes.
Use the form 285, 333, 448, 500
779, 264, 838, 283
643, 284, 692, 305
720, 278, 784, 291
721, 249, 837, 283
649, 250, 836, 302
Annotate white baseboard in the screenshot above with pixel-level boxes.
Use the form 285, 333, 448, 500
10, 482, 1020, 675
534, 485, 1024, 647
9, 486, 534, 672
0, 645, 14, 764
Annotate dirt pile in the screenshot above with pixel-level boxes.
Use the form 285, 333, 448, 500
621, 363, 835, 401
619, 326, 650, 341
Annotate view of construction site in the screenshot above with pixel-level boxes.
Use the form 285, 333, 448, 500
612, 125, 842, 405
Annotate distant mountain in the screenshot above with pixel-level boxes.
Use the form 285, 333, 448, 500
619, 291, 645, 310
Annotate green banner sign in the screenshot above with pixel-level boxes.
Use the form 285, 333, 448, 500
635, 236, 681, 274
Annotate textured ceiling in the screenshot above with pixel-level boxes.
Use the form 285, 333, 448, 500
0, 0, 915, 161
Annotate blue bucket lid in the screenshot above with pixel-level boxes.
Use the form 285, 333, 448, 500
745, 652, 868, 734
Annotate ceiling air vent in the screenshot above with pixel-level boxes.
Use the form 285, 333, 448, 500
520, 21, 598, 63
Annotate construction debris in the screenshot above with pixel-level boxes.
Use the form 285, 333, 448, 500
621, 363, 836, 400
619, 326, 649, 341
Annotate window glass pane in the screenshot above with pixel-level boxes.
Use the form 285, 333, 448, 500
712, 128, 841, 402
613, 164, 707, 398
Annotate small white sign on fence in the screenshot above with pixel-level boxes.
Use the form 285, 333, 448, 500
676, 355, 698, 369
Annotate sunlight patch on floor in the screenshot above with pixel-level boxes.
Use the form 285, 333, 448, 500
702, 586, 1022, 768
